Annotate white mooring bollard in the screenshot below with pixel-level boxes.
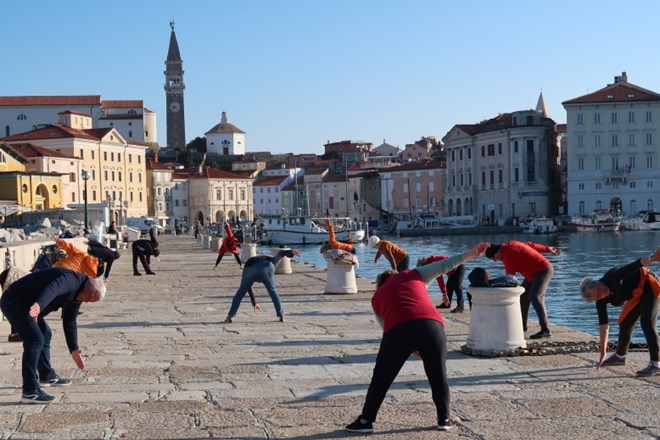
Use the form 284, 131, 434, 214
465, 286, 526, 355
324, 258, 358, 294
240, 243, 257, 263
271, 248, 292, 274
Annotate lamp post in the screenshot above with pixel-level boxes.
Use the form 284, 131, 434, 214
81, 169, 90, 234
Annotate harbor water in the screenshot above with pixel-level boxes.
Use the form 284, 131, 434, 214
257, 230, 660, 343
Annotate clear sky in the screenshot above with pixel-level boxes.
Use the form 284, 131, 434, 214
3, 0, 660, 154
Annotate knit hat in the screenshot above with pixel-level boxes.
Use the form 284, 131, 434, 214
485, 244, 501, 259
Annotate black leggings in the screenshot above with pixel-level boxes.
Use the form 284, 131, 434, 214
215, 253, 242, 267
616, 286, 660, 362
446, 265, 467, 308
360, 319, 449, 423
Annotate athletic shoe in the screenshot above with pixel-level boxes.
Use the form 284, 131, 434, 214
529, 330, 551, 339
224, 316, 232, 323
146, 271, 156, 275
40, 376, 72, 387
450, 307, 464, 314
133, 272, 142, 276
21, 389, 55, 404
8, 333, 22, 343
345, 417, 373, 433
636, 363, 660, 377
437, 419, 456, 431
279, 316, 285, 322
601, 354, 626, 366
436, 303, 451, 309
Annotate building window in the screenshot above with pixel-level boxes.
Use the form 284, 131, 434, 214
595, 183, 601, 190
595, 156, 601, 170
629, 133, 636, 146
157, 187, 162, 196
228, 189, 234, 200
487, 144, 495, 156
594, 113, 600, 124
139, 192, 142, 202
612, 134, 618, 147
129, 154, 132, 163
481, 146, 485, 157
577, 135, 584, 147
594, 134, 601, 147
579, 183, 585, 190
104, 152, 107, 160
104, 170, 108, 180
630, 181, 636, 189
577, 113, 584, 125
611, 112, 618, 124
91, 151, 95, 160
481, 171, 486, 186
92, 190, 97, 200
514, 167, 519, 182
489, 170, 494, 186
628, 111, 635, 123
498, 169, 503, 184
498, 143, 502, 154
629, 156, 635, 169
645, 111, 652, 122
578, 158, 585, 171
612, 156, 620, 170
647, 155, 654, 168
240, 189, 246, 201
216, 189, 222, 200
646, 133, 653, 145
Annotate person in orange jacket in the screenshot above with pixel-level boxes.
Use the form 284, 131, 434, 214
325, 220, 355, 254
53, 239, 99, 278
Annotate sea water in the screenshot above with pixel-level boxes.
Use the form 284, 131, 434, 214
257, 230, 660, 343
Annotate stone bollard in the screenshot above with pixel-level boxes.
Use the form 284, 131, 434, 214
202, 235, 211, 249
211, 237, 222, 252
271, 248, 292, 274
323, 256, 358, 294
465, 286, 526, 356
241, 243, 257, 263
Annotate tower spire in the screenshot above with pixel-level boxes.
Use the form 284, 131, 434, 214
164, 22, 186, 150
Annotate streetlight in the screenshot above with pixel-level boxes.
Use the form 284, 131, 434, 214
81, 169, 90, 234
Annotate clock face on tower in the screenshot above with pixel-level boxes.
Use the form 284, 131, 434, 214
169, 101, 181, 113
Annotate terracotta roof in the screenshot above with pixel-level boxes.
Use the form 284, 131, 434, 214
147, 159, 175, 171
101, 100, 143, 108
184, 166, 250, 180
455, 113, 514, 136
562, 80, 660, 105
254, 176, 288, 186
205, 121, 245, 135
381, 160, 445, 173
0, 95, 101, 106
1, 124, 98, 142
57, 110, 92, 117
4, 143, 76, 159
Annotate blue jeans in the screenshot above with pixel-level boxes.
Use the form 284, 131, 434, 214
1, 293, 58, 393
228, 260, 284, 318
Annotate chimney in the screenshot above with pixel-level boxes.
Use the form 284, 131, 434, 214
221, 111, 227, 124
614, 71, 628, 83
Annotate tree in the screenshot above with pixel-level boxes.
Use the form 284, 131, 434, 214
186, 137, 207, 153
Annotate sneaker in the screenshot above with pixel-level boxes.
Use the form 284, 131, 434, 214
8, 333, 23, 343
40, 376, 72, 387
601, 354, 626, 366
146, 271, 156, 275
436, 303, 451, 309
450, 307, 464, 314
636, 363, 660, 377
279, 316, 285, 322
133, 272, 142, 276
21, 389, 55, 404
437, 419, 456, 431
345, 417, 373, 433
529, 329, 551, 339
224, 316, 233, 323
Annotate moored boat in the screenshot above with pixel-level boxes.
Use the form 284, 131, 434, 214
573, 209, 620, 232
259, 215, 364, 245
620, 210, 660, 231
521, 217, 558, 234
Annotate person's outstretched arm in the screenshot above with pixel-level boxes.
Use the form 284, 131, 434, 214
416, 242, 490, 285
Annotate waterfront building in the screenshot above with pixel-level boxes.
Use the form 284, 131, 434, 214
562, 72, 660, 216
253, 175, 290, 217
205, 111, 245, 156
0, 97, 158, 148
443, 96, 561, 224
170, 171, 190, 230
146, 159, 175, 228
1, 112, 149, 219
378, 160, 446, 226
186, 166, 253, 225
164, 21, 187, 152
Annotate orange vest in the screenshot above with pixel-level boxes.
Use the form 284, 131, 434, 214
618, 268, 660, 324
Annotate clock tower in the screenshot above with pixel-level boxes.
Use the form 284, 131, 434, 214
164, 21, 186, 151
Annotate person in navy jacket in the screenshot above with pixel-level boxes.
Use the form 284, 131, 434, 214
0, 268, 106, 404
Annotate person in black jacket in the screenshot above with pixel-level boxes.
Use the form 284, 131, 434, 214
580, 245, 660, 376
87, 240, 120, 281
0, 268, 106, 403
132, 239, 160, 276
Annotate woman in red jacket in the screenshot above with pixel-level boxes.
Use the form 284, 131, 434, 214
345, 242, 490, 434
214, 222, 242, 270
485, 241, 561, 339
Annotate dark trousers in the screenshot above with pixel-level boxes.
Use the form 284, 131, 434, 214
446, 265, 467, 308
520, 266, 553, 332
360, 319, 449, 423
616, 287, 660, 362
1, 293, 58, 393
132, 252, 151, 274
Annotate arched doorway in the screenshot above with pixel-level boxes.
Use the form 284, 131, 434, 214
456, 199, 463, 216
447, 199, 454, 217
610, 197, 622, 214
34, 183, 50, 209
197, 211, 204, 225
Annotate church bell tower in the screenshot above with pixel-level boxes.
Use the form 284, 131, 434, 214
164, 21, 186, 151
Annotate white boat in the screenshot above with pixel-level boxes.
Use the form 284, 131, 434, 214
259, 216, 364, 245
521, 218, 558, 234
397, 215, 476, 236
620, 210, 660, 231
573, 210, 620, 232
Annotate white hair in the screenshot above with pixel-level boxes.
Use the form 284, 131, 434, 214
87, 277, 107, 301
368, 235, 381, 248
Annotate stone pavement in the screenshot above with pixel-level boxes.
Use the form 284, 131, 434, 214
0, 235, 658, 439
